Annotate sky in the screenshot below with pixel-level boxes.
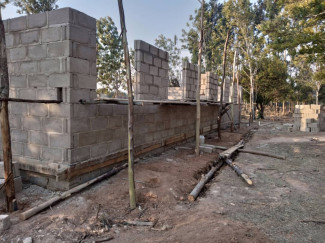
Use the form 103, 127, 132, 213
2, 0, 200, 56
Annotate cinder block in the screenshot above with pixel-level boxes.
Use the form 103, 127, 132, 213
98, 104, 114, 116
68, 57, 90, 75
48, 8, 73, 26
134, 40, 150, 52
41, 147, 63, 162
40, 59, 61, 74
68, 146, 90, 163
90, 117, 108, 130
9, 114, 21, 129
150, 45, 158, 56
149, 65, 158, 76
23, 117, 41, 131
74, 44, 96, 61
9, 47, 26, 61
144, 53, 153, 64
19, 88, 37, 100
19, 61, 38, 74
41, 27, 62, 43
158, 68, 166, 77
37, 88, 60, 100
29, 131, 48, 145
75, 10, 96, 30
70, 118, 90, 133
10, 75, 27, 88
11, 129, 28, 143
158, 49, 167, 59
162, 61, 169, 70
90, 143, 108, 158
21, 30, 39, 44
49, 134, 72, 148
28, 44, 47, 59
150, 85, 159, 95
73, 74, 96, 89
67, 25, 89, 44
49, 73, 72, 88
0, 161, 20, 179
9, 16, 27, 32
28, 12, 47, 28
49, 104, 71, 117
0, 215, 11, 234
29, 103, 49, 117
48, 41, 71, 57
42, 118, 63, 133
153, 57, 162, 67
9, 102, 28, 115
23, 143, 41, 159
136, 62, 149, 73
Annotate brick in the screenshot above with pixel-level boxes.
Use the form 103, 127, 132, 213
41, 147, 63, 162
37, 88, 60, 100
48, 8, 72, 26
49, 104, 71, 117
30, 131, 48, 145
149, 65, 158, 76
9, 47, 26, 61
41, 27, 62, 43
69, 146, 90, 163
10, 75, 27, 88
68, 57, 89, 74
90, 117, 108, 130
90, 143, 108, 158
48, 41, 71, 57
9, 16, 27, 32
49, 134, 72, 148
21, 30, 39, 44
28, 74, 48, 87
29, 103, 49, 117
23, 117, 41, 130
134, 40, 149, 52
67, 26, 89, 44
24, 144, 41, 159
19, 62, 38, 74
42, 118, 63, 133
28, 44, 47, 59
40, 59, 61, 74
19, 88, 37, 100
28, 12, 47, 28
49, 73, 72, 88
73, 74, 96, 89
9, 103, 28, 115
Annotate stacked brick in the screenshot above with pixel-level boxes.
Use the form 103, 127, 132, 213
182, 61, 198, 100
0, 162, 22, 198
200, 72, 218, 101
2, 8, 97, 189
293, 105, 325, 132
134, 40, 169, 100
223, 77, 230, 103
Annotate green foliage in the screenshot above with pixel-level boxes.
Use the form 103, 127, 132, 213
13, 0, 58, 14
155, 34, 181, 87
96, 16, 126, 97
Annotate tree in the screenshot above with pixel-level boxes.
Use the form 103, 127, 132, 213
14, 0, 58, 14
155, 35, 181, 87
96, 16, 126, 97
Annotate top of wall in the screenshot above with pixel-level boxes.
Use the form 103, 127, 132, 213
3, 7, 96, 33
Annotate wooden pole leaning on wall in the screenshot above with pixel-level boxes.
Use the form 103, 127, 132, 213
118, 0, 136, 210
0, 6, 17, 212
195, 0, 204, 156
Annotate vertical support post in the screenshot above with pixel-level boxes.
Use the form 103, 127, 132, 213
231, 49, 236, 132
117, 0, 136, 209
195, 0, 204, 156
236, 71, 241, 128
0, 6, 17, 212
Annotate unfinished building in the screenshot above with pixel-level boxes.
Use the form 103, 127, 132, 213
293, 105, 325, 132
1, 8, 242, 191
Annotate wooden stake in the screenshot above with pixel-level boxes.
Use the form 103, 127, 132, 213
217, 29, 230, 138
118, 0, 136, 209
0, 6, 16, 212
230, 49, 236, 132
236, 70, 241, 128
195, 0, 204, 156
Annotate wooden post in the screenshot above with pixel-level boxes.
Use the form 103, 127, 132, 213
217, 29, 230, 138
0, 6, 17, 212
117, 0, 136, 209
236, 69, 241, 128
195, 0, 204, 156
230, 49, 236, 132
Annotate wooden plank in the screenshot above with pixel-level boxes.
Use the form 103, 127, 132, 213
219, 141, 244, 159
0, 98, 61, 103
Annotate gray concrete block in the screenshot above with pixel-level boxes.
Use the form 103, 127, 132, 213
68, 88, 91, 103
79, 131, 98, 146
144, 53, 153, 64
49, 73, 72, 88
150, 85, 159, 95
153, 57, 161, 67
67, 26, 89, 44
73, 74, 96, 89
162, 60, 169, 70
135, 50, 143, 62
23, 143, 41, 159
29, 103, 49, 117
41, 27, 62, 43
0, 161, 20, 179
19, 88, 37, 100
9, 16, 27, 32
68, 57, 89, 74
28, 74, 48, 87
153, 76, 161, 86
49, 104, 71, 117
23, 117, 41, 131
9, 114, 21, 129
158, 68, 167, 77
40, 59, 61, 74
73, 104, 97, 117
75, 10, 96, 30
158, 49, 167, 59
41, 147, 63, 162
68, 146, 90, 163
150, 45, 159, 56
74, 44, 96, 61
28, 44, 47, 59
28, 12, 47, 28
134, 40, 149, 52
10, 75, 27, 88
90, 143, 108, 158
149, 65, 158, 76
90, 117, 108, 131
9, 46, 26, 61
29, 131, 48, 145
49, 134, 72, 148
42, 118, 63, 133
9, 102, 28, 115
48, 41, 71, 57
0, 215, 11, 234
11, 129, 28, 143
21, 30, 39, 44
48, 8, 73, 26
5, 33, 16, 48
37, 88, 60, 100
19, 61, 38, 74
136, 62, 149, 73
70, 118, 90, 133
98, 104, 114, 116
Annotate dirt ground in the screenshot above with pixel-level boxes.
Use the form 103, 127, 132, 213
1, 120, 324, 243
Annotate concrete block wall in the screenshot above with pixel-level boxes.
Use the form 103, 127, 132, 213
200, 72, 218, 101
168, 87, 183, 100
293, 105, 325, 132
2, 8, 97, 186
181, 61, 198, 100
134, 40, 169, 100
223, 77, 230, 103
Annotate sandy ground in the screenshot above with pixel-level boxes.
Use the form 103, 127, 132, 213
1, 121, 324, 243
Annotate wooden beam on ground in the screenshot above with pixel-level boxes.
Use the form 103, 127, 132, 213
224, 158, 253, 185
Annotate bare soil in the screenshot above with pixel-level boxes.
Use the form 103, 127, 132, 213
1, 120, 324, 243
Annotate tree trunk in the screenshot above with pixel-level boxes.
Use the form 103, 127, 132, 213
0, 7, 16, 212
230, 49, 237, 132
217, 29, 230, 138
236, 71, 241, 128
316, 90, 319, 105
282, 100, 285, 116
118, 0, 136, 210
195, 0, 204, 156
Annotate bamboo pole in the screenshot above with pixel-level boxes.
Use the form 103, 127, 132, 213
195, 0, 204, 156
0, 6, 16, 212
217, 29, 230, 138
118, 0, 136, 209
231, 49, 236, 132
